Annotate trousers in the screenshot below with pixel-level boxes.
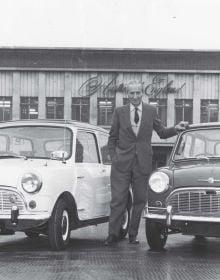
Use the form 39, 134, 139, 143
108, 156, 149, 238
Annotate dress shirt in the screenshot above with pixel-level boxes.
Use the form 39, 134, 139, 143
130, 103, 142, 135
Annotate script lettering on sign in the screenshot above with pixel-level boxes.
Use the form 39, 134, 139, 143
78, 75, 186, 98
78, 76, 103, 97
78, 74, 125, 97
145, 76, 186, 98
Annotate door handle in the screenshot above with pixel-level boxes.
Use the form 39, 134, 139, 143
77, 176, 84, 179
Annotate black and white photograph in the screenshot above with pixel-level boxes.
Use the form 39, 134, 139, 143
1, 0, 220, 279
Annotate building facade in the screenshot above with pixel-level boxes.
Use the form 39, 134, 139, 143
1, 47, 220, 168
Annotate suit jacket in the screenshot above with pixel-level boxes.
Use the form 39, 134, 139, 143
108, 102, 177, 174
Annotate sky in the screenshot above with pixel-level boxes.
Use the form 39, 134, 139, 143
1, 0, 220, 50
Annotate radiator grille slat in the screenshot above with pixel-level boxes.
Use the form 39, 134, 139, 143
167, 190, 220, 214
0, 190, 25, 214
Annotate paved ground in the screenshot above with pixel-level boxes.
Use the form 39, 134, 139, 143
1, 219, 220, 280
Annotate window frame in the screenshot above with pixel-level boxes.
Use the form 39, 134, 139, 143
175, 99, 193, 124
99, 132, 111, 165
200, 99, 219, 123
75, 130, 101, 163
0, 97, 12, 121
71, 97, 90, 122
20, 97, 39, 119
97, 98, 115, 126
46, 97, 64, 119
149, 98, 167, 126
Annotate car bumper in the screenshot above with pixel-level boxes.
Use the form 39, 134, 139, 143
144, 205, 220, 223
144, 206, 220, 236
0, 209, 50, 231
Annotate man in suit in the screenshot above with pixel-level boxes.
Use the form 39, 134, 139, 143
105, 80, 188, 245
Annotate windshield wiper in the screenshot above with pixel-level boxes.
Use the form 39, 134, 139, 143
0, 153, 27, 160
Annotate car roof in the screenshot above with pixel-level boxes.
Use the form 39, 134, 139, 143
0, 119, 109, 134
187, 122, 220, 130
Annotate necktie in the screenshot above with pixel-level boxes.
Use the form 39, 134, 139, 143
134, 107, 139, 125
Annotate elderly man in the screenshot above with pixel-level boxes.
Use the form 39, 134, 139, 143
105, 80, 188, 245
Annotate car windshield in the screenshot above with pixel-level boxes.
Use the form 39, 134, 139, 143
0, 126, 72, 159
173, 128, 220, 161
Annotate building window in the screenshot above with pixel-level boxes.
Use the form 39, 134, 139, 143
46, 97, 64, 119
175, 99, 193, 124
20, 97, 38, 119
72, 97, 90, 122
0, 97, 12, 121
201, 99, 219, 123
98, 98, 115, 126
149, 98, 167, 126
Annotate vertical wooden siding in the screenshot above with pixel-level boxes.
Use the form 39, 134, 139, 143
70, 72, 91, 97
45, 72, 65, 97
172, 74, 193, 99
0, 72, 13, 96
20, 72, 39, 96
196, 74, 219, 99
0, 70, 219, 102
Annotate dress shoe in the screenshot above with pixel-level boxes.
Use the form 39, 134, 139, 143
104, 235, 118, 246
129, 236, 140, 244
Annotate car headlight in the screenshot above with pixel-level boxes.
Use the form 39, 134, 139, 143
21, 173, 42, 194
149, 172, 169, 193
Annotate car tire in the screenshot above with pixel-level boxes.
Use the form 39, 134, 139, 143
48, 199, 71, 251
118, 202, 131, 240
145, 220, 168, 251
25, 230, 40, 238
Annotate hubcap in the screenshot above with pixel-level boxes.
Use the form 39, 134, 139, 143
61, 210, 69, 241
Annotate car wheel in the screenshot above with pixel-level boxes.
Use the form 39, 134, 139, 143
48, 199, 70, 250
145, 220, 168, 251
25, 230, 40, 238
118, 202, 131, 240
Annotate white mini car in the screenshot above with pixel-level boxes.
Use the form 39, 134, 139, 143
0, 120, 131, 250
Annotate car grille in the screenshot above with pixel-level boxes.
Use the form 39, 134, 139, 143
0, 189, 25, 214
167, 189, 220, 215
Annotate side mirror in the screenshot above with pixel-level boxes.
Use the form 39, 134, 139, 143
51, 150, 68, 162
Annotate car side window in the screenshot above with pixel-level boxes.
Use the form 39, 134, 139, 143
75, 131, 99, 163
0, 135, 8, 152
193, 138, 205, 156
215, 143, 220, 155
99, 133, 111, 164
175, 134, 192, 159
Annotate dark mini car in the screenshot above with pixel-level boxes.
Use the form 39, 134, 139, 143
144, 122, 220, 250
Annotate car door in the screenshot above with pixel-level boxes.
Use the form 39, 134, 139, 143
74, 130, 110, 220
97, 132, 111, 217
